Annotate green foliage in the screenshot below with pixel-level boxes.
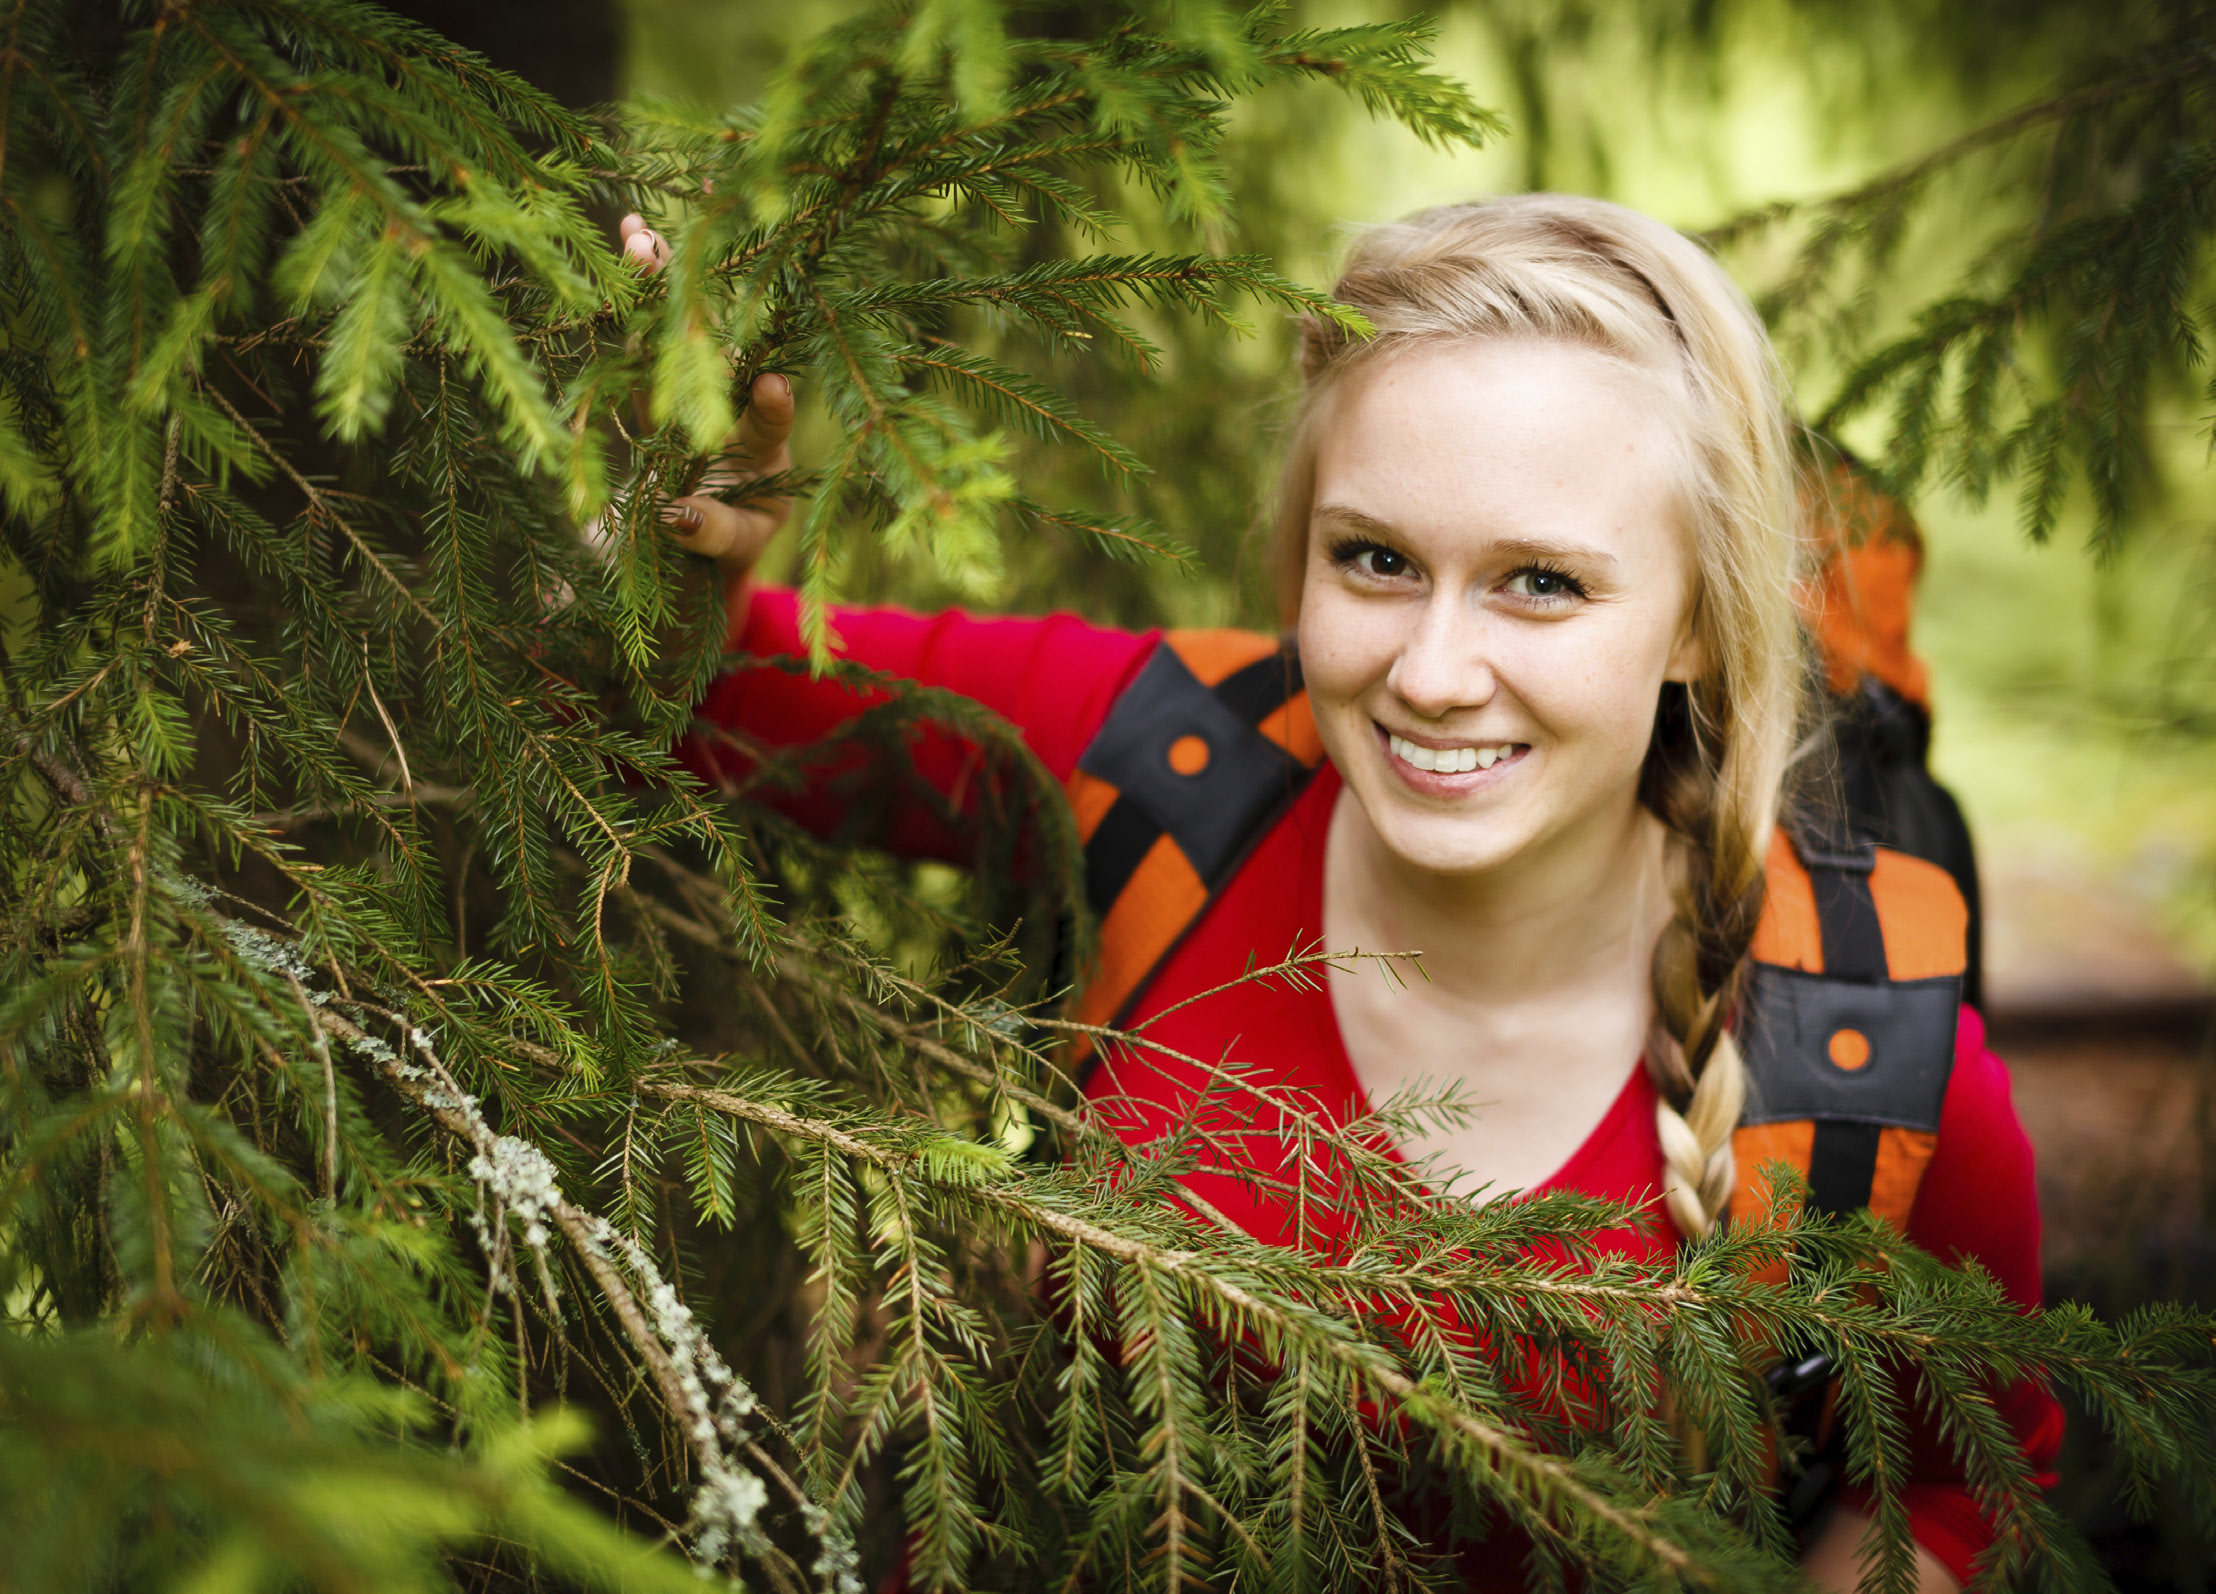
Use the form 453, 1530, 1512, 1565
1692, 0, 2216, 550
0, 1330, 706, 1594
2, 3, 2214, 1592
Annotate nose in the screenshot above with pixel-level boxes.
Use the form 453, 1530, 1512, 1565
1385, 591, 1495, 720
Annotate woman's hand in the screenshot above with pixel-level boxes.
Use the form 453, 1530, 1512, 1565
659, 370, 795, 578
618, 213, 797, 588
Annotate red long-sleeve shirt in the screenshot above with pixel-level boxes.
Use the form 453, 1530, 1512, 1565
689, 587, 2062, 1585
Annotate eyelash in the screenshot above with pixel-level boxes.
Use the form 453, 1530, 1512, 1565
1506, 563, 1589, 602
1326, 536, 1590, 603
1325, 535, 1406, 578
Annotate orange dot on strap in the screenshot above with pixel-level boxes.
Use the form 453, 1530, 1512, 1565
1826, 1027, 1872, 1071
1166, 734, 1211, 776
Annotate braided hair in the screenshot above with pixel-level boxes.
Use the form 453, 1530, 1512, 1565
1273, 195, 1803, 1238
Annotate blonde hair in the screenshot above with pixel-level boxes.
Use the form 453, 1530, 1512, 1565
1274, 195, 1803, 1239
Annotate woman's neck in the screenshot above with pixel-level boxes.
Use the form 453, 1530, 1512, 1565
1324, 780, 1676, 1004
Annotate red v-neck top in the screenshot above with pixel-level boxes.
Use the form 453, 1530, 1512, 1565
689, 587, 2062, 1584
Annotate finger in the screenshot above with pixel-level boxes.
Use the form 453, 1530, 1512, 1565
618, 212, 647, 241
726, 372, 796, 472
659, 496, 739, 558
622, 226, 670, 276
661, 495, 782, 566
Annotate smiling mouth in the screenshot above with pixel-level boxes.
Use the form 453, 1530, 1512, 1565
1382, 729, 1526, 776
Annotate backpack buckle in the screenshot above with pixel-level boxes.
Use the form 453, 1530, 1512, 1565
1792, 831, 1876, 875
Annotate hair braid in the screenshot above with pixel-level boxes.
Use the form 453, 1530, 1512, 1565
1643, 692, 1770, 1238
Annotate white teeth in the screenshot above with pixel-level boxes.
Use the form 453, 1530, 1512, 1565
1388, 734, 1518, 775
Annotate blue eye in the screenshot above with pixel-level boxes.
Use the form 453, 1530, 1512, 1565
1506, 567, 1584, 601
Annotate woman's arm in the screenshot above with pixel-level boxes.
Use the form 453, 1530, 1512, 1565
684, 587, 1154, 861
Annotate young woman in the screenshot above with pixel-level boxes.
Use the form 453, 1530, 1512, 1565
633, 197, 2057, 1593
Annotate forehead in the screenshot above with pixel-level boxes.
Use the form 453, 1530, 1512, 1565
1310, 338, 1686, 559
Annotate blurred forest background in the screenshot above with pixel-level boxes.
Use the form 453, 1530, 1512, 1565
367, 0, 2216, 1582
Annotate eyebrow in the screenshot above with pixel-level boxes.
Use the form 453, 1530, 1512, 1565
1311, 502, 1621, 571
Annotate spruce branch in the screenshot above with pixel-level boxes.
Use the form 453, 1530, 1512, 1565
1702, 15, 2216, 548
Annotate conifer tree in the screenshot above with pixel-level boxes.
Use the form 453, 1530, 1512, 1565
4, 3, 2216, 1591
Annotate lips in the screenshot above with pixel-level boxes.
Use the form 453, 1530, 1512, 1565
1384, 730, 1523, 776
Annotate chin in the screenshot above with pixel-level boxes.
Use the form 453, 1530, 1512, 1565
1351, 783, 1538, 877
1373, 819, 1534, 878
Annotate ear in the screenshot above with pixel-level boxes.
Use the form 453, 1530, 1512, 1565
1664, 612, 1707, 684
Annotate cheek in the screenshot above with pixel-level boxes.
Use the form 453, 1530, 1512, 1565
1502, 623, 1675, 753
1295, 585, 1395, 711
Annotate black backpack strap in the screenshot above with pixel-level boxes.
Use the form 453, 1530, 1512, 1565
1794, 837, 1891, 1216
1827, 679, 1986, 1009
1799, 836, 1886, 982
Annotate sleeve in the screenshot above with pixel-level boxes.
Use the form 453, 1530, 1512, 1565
1835, 1004, 2065, 1585
678, 584, 1156, 862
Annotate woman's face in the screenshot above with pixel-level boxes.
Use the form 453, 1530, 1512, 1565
1296, 338, 1705, 881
